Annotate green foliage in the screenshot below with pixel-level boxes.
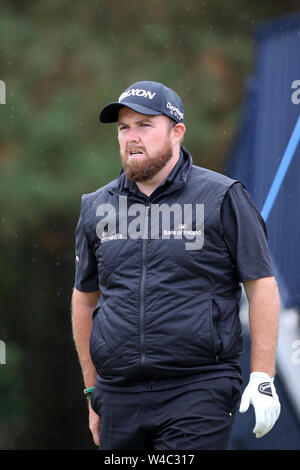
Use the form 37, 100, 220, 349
0, 0, 258, 229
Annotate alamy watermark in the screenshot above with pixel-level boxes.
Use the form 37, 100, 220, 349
0, 80, 6, 104
291, 339, 300, 365
291, 80, 300, 104
0, 340, 6, 364
95, 196, 204, 250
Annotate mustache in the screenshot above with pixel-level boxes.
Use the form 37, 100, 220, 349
126, 145, 145, 153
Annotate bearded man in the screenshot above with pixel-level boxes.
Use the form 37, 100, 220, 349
71, 81, 280, 450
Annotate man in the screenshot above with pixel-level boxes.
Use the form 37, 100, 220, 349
71, 81, 281, 450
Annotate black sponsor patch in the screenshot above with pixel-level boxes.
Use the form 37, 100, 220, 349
258, 382, 273, 397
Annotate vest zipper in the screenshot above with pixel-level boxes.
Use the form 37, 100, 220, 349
140, 202, 151, 370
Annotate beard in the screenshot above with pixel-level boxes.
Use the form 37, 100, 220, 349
120, 139, 173, 182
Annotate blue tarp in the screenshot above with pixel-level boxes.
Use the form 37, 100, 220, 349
225, 11, 300, 310
226, 12, 300, 451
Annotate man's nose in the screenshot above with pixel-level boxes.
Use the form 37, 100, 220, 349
126, 127, 141, 142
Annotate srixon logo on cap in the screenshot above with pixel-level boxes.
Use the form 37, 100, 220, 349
119, 89, 156, 102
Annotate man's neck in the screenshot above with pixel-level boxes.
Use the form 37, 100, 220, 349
135, 147, 180, 197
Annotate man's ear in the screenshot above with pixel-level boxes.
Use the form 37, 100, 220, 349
173, 123, 186, 145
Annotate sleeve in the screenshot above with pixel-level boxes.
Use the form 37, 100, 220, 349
220, 182, 275, 283
74, 195, 99, 292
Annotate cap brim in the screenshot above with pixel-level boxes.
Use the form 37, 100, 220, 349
99, 102, 162, 123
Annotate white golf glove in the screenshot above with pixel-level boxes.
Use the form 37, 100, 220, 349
239, 372, 281, 438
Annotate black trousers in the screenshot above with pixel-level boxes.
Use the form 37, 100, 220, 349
91, 376, 241, 451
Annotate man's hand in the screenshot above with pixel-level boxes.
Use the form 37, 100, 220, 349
88, 400, 100, 446
239, 372, 281, 438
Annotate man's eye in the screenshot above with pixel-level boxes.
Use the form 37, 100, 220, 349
141, 123, 150, 127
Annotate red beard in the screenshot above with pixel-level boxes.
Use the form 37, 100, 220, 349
120, 141, 173, 182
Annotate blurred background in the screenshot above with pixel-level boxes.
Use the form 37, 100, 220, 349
0, 0, 300, 450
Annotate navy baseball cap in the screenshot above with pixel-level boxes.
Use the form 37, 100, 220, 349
99, 81, 184, 124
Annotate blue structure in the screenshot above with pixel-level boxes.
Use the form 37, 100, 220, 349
226, 11, 300, 310
225, 12, 300, 450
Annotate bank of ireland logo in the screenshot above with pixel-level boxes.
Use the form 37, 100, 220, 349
95, 196, 204, 250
